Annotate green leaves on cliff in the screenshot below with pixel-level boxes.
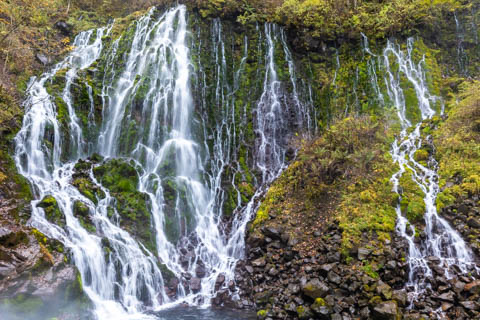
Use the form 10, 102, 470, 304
276, 0, 462, 40
192, 0, 463, 41
434, 80, 480, 211
251, 116, 399, 253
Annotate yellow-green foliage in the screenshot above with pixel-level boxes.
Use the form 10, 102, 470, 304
275, 0, 461, 40
252, 116, 399, 252
0, 86, 21, 132
334, 117, 398, 250
313, 297, 327, 307
435, 81, 480, 211
252, 181, 287, 229
414, 149, 429, 162
192, 0, 273, 23
257, 309, 267, 319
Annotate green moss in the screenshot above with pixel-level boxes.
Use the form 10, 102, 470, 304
257, 309, 267, 319
72, 178, 102, 204
37, 195, 65, 227
362, 261, 380, 279
413, 149, 429, 162
73, 201, 96, 233
313, 297, 327, 307
0, 294, 44, 315
158, 263, 176, 283
398, 169, 425, 223
369, 295, 383, 305
93, 159, 156, 253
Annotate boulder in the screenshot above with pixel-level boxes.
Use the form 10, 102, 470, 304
358, 247, 371, 260
296, 305, 313, 319
467, 217, 480, 228
252, 257, 266, 267
372, 301, 398, 320
376, 281, 393, 300
392, 289, 407, 307
215, 273, 225, 287
54, 20, 73, 35
36, 53, 52, 66
302, 278, 330, 299
464, 280, 480, 294
262, 226, 282, 240
437, 291, 455, 302
327, 271, 341, 285
195, 265, 206, 278
311, 298, 331, 319
254, 290, 272, 305
460, 300, 480, 311
189, 277, 201, 293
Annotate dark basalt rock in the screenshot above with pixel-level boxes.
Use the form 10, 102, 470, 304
372, 301, 398, 320
302, 279, 330, 299
54, 21, 73, 36
36, 53, 52, 66
189, 277, 201, 293
234, 214, 480, 319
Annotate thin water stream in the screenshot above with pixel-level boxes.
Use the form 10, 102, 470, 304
362, 36, 477, 309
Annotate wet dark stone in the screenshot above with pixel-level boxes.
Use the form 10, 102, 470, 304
54, 21, 73, 35
189, 277, 201, 293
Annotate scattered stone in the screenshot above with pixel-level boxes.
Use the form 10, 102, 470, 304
467, 217, 480, 228
464, 280, 480, 294
36, 53, 52, 66
357, 248, 371, 260
372, 301, 398, 320
189, 277, 201, 293
437, 291, 455, 302
460, 300, 479, 311
252, 257, 266, 267
54, 21, 73, 35
302, 278, 330, 299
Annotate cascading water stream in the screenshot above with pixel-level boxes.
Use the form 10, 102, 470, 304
15, 21, 168, 320
224, 23, 314, 268
363, 37, 477, 306
14, 4, 314, 319
454, 11, 469, 76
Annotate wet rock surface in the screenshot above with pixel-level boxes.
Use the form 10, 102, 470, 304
0, 198, 87, 318
441, 196, 480, 257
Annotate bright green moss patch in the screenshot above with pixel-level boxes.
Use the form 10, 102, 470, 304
257, 309, 267, 319
398, 169, 426, 223
93, 159, 156, 254
37, 195, 65, 227
362, 261, 380, 279
313, 297, 327, 307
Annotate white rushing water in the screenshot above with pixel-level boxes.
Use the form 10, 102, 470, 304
15, 5, 313, 319
454, 11, 469, 76
363, 37, 477, 305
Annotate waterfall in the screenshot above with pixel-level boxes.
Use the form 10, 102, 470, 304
14, 5, 313, 318
15, 16, 169, 320
363, 37, 477, 306
454, 11, 469, 76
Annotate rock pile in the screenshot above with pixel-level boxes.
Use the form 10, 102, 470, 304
231, 221, 480, 319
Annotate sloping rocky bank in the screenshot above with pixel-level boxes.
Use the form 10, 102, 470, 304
231, 103, 480, 319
